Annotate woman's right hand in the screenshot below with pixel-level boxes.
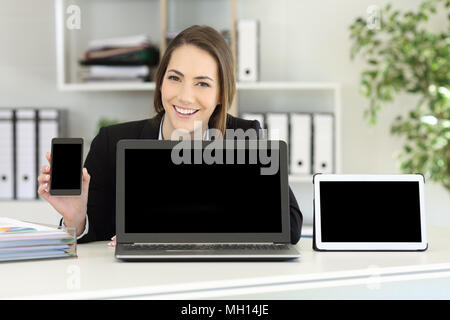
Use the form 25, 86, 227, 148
37, 152, 91, 237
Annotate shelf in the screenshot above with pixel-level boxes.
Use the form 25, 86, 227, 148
55, 0, 163, 92
55, 0, 237, 93
58, 82, 156, 92
57, 81, 339, 92
237, 82, 339, 91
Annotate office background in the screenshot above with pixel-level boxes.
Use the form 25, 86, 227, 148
0, 0, 448, 227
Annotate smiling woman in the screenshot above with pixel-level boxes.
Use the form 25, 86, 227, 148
37, 25, 303, 246
154, 25, 235, 139
160, 45, 219, 137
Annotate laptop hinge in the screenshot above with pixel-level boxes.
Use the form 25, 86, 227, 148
131, 242, 276, 245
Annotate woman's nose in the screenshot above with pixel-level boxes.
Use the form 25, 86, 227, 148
178, 83, 195, 105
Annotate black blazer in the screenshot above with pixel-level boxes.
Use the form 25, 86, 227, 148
76, 112, 303, 244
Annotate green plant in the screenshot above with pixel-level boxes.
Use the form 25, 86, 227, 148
349, 0, 450, 189
97, 117, 120, 132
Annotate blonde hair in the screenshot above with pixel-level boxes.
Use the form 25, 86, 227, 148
154, 25, 235, 136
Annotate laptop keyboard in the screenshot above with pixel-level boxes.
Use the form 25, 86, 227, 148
124, 243, 289, 251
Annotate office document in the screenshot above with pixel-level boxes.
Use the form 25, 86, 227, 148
313, 113, 334, 174
0, 110, 14, 199
81, 34, 155, 83
290, 113, 312, 175
0, 217, 76, 262
237, 19, 259, 82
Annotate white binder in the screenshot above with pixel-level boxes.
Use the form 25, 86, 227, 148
237, 19, 259, 82
313, 113, 334, 174
266, 113, 288, 143
38, 109, 60, 175
15, 109, 37, 200
290, 113, 312, 175
0, 110, 14, 199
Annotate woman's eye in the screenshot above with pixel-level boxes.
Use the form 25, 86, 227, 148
168, 75, 179, 81
197, 82, 210, 88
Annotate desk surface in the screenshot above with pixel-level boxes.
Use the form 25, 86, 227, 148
1, 226, 450, 299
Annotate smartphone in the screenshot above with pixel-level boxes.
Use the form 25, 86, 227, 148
49, 138, 83, 196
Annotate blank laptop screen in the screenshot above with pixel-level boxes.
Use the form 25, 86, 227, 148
319, 181, 422, 242
124, 148, 282, 233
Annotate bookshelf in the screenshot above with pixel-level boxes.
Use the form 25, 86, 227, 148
56, 82, 156, 92
53, 0, 342, 192
55, 0, 237, 91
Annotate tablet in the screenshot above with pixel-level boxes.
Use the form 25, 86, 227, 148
313, 174, 427, 251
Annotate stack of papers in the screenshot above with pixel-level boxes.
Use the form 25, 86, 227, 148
0, 218, 77, 262
88, 34, 151, 50
89, 65, 150, 78
79, 34, 158, 82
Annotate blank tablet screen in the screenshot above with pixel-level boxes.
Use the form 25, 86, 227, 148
319, 181, 422, 242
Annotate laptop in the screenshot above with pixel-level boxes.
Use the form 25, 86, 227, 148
115, 139, 300, 261
313, 174, 428, 251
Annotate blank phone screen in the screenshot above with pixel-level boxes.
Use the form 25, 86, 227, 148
51, 143, 82, 190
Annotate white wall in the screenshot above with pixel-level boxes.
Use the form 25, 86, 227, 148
0, 0, 448, 227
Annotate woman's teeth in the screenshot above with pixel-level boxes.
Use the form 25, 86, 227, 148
174, 105, 199, 115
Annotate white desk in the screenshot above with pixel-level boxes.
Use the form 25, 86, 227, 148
1, 227, 449, 299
